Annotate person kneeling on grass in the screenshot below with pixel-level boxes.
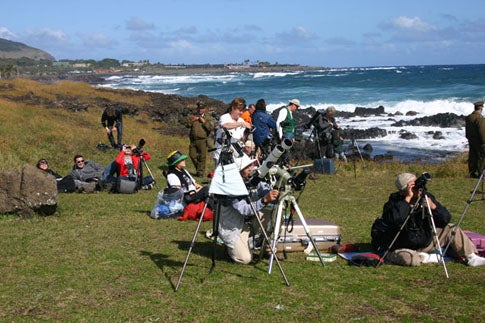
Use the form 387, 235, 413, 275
218, 154, 279, 265
371, 173, 485, 267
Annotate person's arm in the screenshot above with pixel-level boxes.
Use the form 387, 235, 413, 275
221, 116, 251, 130
267, 114, 277, 129
276, 109, 287, 139
101, 110, 107, 127
381, 193, 411, 226
426, 193, 451, 227
141, 151, 151, 161
166, 173, 182, 188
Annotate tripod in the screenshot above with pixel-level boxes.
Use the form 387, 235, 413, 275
443, 169, 485, 256
350, 134, 366, 178
268, 185, 327, 274
377, 192, 449, 278
175, 165, 289, 292
137, 152, 158, 190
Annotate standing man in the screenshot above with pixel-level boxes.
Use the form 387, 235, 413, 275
188, 101, 214, 177
276, 99, 300, 142
465, 101, 485, 178
306, 106, 340, 158
101, 104, 123, 149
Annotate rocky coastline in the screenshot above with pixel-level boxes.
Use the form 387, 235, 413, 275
2, 75, 466, 163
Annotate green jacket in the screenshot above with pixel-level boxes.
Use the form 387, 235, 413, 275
281, 107, 296, 135
188, 113, 214, 140
465, 111, 485, 144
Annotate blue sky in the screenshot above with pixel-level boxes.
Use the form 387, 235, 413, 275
1, 0, 485, 67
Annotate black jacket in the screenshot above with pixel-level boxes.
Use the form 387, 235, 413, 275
371, 191, 451, 252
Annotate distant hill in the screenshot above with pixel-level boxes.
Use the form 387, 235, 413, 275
0, 38, 55, 61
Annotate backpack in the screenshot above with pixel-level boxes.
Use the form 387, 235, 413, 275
150, 187, 185, 219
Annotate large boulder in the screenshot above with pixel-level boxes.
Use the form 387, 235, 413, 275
0, 165, 58, 216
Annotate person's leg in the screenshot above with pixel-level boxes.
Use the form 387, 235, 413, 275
418, 225, 477, 258
468, 140, 479, 176
188, 141, 198, 171
226, 228, 252, 264
196, 139, 207, 176
107, 127, 116, 148
116, 122, 123, 147
102, 161, 118, 183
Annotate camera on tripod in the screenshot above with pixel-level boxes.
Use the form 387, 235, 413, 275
132, 138, 146, 155
415, 172, 431, 191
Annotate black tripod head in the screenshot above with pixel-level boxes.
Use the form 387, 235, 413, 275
132, 138, 146, 156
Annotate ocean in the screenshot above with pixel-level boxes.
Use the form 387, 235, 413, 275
99, 64, 485, 162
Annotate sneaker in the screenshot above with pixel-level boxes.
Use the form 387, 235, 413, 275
467, 253, 485, 267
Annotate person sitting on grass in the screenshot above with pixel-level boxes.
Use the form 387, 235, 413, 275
164, 150, 210, 206
115, 144, 155, 190
36, 158, 76, 193
69, 154, 105, 193
371, 172, 485, 267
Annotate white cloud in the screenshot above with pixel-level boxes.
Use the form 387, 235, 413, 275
391, 16, 436, 32
0, 27, 17, 40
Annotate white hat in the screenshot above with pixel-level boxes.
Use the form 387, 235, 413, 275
234, 154, 256, 170
289, 98, 300, 107
395, 173, 417, 190
244, 140, 255, 148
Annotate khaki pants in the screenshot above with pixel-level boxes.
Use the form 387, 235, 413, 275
418, 224, 477, 258
227, 209, 272, 264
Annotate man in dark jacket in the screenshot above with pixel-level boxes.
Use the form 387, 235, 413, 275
306, 106, 340, 158
465, 100, 485, 178
371, 173, 485, 266
101, 104, 123, 148
70, 155, 105, 193
251, 99, 276, 155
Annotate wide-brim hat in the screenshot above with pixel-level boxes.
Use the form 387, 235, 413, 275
474, 101, 484, 108
289, 98, 300, 107
166, 150, 188, 167
234, 153, 256, 170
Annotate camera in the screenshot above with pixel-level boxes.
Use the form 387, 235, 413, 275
415, 172, 431, 190
132, 138, 145, 155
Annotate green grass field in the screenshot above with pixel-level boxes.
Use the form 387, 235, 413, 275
0, 79, 484, 321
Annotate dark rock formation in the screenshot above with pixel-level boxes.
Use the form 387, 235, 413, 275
0, 165, 58, 216
391, 113, 465, 128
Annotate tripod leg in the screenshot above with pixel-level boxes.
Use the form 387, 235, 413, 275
268, 200, 285, 274
175, 200, 209, 291
290, 197, 326, 268
210, 199, 222, 274
248, 202, 290, 286
423, 195, 449, 278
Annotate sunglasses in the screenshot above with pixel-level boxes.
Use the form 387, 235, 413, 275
76, 160, 85, 164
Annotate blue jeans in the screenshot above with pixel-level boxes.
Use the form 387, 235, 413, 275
102, 161, 118, 183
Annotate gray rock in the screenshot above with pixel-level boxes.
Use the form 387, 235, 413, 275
0, 165, 58, 216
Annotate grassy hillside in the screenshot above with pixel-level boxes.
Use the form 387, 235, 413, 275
0, 78, 484, 321
0, 38, 55, 61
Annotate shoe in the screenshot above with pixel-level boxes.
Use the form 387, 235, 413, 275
467, 253, 485, 267
469, 173, 479, 178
